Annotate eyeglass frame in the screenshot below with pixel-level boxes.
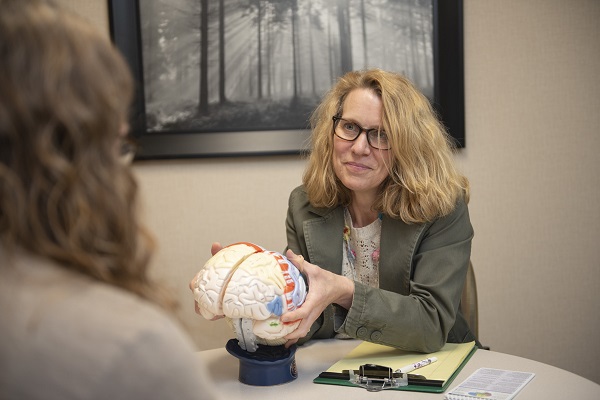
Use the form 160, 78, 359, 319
119, 136, 137, 164
332, 116, 391, 150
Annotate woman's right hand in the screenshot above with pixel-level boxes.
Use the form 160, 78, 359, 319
189, 242, 224, 316
210, 242, 223, 256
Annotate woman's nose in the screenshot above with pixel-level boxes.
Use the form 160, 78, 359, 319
351, 131, 371, 154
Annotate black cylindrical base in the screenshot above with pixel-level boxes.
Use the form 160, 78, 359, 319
225, 339, 298, 386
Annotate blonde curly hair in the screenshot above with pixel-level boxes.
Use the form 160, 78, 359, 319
303, 69, 469, 224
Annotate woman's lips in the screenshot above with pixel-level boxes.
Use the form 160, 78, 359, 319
345, 161, 371, 171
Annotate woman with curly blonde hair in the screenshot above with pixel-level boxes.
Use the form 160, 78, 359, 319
0, 1, 219, 398
281, 69, 480, 352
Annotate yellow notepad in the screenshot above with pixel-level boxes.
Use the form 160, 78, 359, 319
315, 341, 477, 392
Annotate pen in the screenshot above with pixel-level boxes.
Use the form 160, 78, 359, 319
395, 357, 438, 374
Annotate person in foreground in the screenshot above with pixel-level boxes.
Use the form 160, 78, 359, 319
0, 1, 219, 399
280, 69, 481, 353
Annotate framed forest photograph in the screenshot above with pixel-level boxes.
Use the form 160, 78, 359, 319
109, 0, 464, 159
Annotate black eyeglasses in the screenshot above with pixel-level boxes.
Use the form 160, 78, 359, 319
332, 116, 390, 150
119, 137, 137, 164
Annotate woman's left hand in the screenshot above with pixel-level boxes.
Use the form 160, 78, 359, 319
281, 249, 354, 347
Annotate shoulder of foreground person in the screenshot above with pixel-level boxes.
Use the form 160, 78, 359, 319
94, 288, 221, 399
0, 255, 222, 400
69, 276, 223, 400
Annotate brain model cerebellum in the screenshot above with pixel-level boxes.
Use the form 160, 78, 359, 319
192, 242, 307, 352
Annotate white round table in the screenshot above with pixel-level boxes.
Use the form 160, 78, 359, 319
196, 339, 600, 399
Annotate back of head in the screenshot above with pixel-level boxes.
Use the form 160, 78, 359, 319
0, 0, 169, 307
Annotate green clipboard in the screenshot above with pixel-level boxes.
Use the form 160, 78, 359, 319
313, 341, 477, 393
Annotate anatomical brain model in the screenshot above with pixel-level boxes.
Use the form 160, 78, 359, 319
191, 242, 307, 352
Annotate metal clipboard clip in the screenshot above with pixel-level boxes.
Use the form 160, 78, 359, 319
348, 364, 409, 392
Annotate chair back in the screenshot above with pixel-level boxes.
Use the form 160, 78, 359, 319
460, 261, 479, 338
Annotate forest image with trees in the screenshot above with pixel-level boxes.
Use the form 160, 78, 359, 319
139, 0, 433, 135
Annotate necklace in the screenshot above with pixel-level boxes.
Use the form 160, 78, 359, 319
342, 208, 382, 287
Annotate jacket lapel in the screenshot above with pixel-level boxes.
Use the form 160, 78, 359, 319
379, 217, 427, 294
303, 206, 344, 275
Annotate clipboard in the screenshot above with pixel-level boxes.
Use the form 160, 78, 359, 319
313, 341, 477, 393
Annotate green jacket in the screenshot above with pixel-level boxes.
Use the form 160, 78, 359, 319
285, 185, 479, 353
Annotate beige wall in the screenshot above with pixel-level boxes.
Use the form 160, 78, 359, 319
58, 0, 600, 384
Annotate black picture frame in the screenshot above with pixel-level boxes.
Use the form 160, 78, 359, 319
108, 0, 464, 160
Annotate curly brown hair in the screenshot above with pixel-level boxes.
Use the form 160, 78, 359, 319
0, 0, 174, 308
303, 69, 469, 224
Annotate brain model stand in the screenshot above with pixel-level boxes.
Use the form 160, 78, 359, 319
192, 242, 307, 385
